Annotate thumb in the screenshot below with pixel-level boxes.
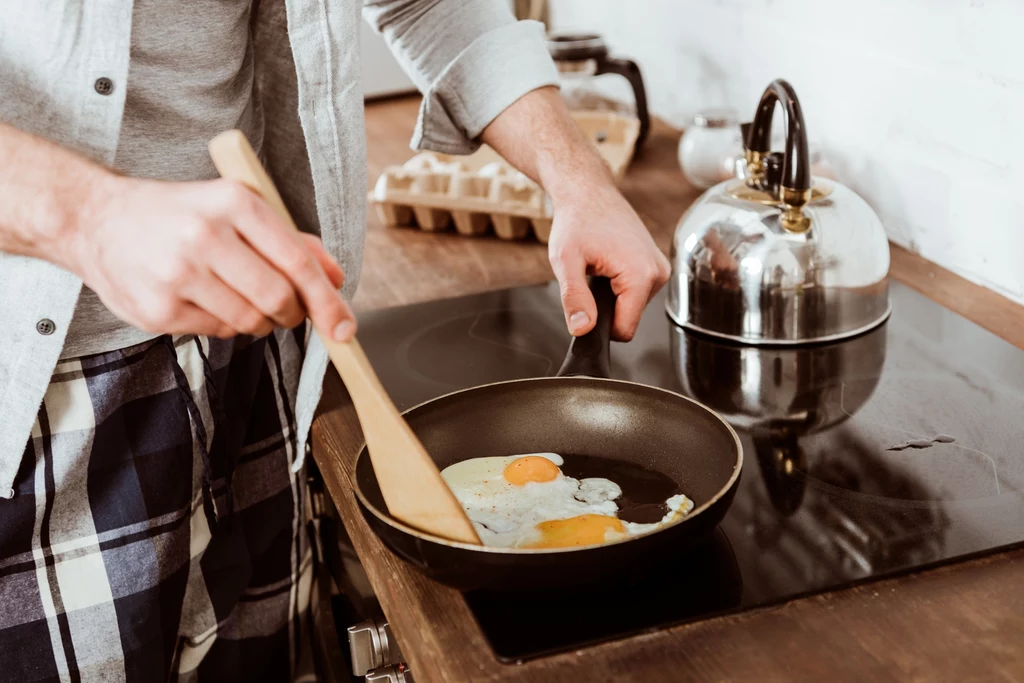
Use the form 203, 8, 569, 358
552, 250, 597, 337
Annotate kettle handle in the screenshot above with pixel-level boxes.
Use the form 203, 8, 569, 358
744, 79, 811, 196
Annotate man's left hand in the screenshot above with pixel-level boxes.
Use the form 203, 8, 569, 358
547, 182, 669, 341
480, 86, 670, 342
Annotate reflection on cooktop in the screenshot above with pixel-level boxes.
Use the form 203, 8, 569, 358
357, 280, 1024, 662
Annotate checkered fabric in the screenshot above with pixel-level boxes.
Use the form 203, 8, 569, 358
0, 330, 317, 682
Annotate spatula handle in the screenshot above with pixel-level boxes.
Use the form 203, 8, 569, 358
208, 130, 482, 545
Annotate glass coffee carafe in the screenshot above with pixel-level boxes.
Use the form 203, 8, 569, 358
546, 33, 650, 150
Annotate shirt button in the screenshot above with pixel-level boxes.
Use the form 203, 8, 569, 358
94, 77, 114, 95
36, 318, 56, 335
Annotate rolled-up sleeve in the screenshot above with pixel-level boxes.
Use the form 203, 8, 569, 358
363, 0, 560, 154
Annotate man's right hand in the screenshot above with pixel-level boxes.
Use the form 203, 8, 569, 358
67, 175, 356, 341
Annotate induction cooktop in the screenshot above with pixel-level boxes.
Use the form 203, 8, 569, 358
356, 280, 1024, 662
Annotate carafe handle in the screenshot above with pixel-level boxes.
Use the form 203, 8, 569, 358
595, 56, 651, 150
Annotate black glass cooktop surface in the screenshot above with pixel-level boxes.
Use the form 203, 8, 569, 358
357, 281, 1024, 662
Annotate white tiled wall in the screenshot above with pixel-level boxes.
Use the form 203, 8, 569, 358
548, 0, 1024, 303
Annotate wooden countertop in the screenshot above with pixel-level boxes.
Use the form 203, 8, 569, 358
313, 96, 1024, 682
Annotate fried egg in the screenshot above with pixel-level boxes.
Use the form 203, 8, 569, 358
440, 453, 694, 549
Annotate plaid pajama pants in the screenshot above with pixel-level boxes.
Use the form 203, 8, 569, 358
0, 330, 317, 682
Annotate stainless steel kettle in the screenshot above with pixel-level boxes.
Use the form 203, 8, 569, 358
667, 79, 891, 345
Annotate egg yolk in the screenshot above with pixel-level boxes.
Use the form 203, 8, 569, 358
503, 455, 560, 486
525, 514, 626, 549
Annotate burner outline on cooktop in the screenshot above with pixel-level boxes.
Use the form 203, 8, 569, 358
830, 373, 1024, 503
393, 306, 563, 391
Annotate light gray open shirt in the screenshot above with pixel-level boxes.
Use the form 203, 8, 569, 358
0, 0, 560, 495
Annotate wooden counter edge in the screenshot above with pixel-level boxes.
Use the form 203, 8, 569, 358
889, 245, 1024, 350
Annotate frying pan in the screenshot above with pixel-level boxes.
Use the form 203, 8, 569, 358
354, 277, 743, 590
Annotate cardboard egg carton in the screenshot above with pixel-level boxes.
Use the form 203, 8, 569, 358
369, 111, 641, 244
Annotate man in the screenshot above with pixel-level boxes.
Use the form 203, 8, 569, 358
0, 0, 669, 680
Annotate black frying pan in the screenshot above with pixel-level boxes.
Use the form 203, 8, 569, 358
354, 277, 743, 590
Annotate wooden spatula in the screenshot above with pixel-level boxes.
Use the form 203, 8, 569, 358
209, 130, 481, 545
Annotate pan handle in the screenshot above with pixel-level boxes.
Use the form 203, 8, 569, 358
556, 276, 616, 378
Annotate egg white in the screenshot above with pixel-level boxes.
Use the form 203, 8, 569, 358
621, 493, 696, 536
441, 454, 694, 549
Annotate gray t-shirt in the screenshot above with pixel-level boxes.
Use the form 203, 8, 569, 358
62, 0, 263, 358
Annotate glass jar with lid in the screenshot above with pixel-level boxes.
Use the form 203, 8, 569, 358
677, 108, 743, 190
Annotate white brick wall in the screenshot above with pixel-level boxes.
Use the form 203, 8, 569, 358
548, 0, 1024, 303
